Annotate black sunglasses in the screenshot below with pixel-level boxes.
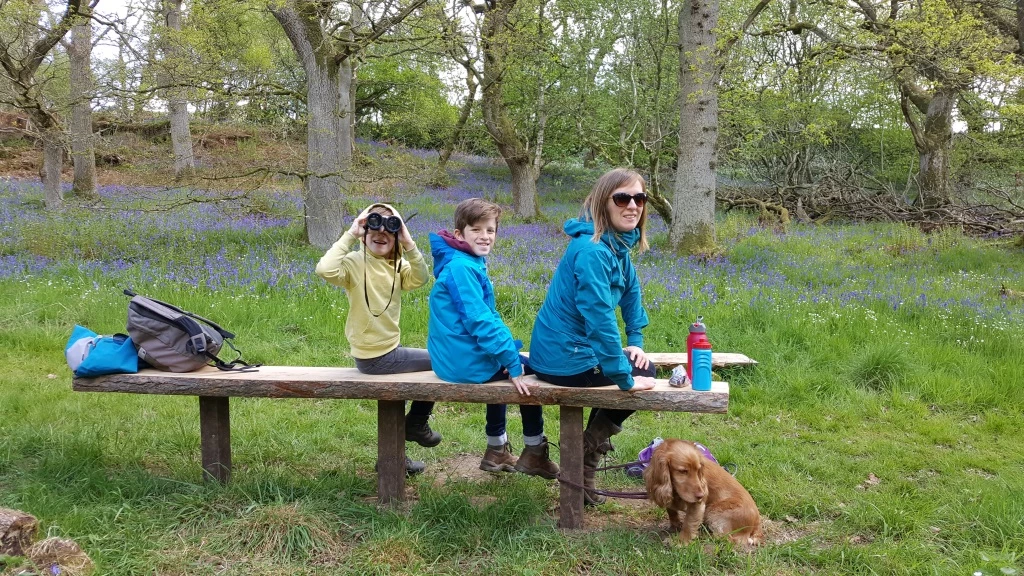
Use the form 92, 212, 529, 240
611, 192, 648, 208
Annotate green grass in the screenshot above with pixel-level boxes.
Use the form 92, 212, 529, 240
2, 155, 1024, 574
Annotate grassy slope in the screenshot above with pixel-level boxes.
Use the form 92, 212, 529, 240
1, 142, 1023, 575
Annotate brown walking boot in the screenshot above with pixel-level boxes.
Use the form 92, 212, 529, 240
405, 414, 442, 448
514, 436, 560, 479
480, 442, 518, 472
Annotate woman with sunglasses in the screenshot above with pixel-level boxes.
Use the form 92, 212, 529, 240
528, 168, 657, 506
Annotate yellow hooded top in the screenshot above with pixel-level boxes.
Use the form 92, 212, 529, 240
315, 203, 429, 359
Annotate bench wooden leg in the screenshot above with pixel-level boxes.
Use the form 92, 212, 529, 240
558, 405, 584, 529
199, 396, 231, 483
377, 400, 406, 504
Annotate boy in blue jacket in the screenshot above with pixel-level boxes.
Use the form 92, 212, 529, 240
427, 198, 558, 478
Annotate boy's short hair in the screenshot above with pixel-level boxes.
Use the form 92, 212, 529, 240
454, 198, 501, 231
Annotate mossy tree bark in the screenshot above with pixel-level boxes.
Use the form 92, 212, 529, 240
0, 0, 86, 210
670, 0, 772, 253
900, 85, 954, 208
69, 15, 97, 199
480, 0, 541, 218
271, 0, 427, 248
671, 0, 719, 254
162, 0, 195, 180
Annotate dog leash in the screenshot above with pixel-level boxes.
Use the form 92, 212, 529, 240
555, 474, 650, 500
592, 460, 642, 473
555, 457, 651, 500
554, 457, 740, 501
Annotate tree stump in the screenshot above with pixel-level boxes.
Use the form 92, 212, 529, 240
0, 507, 38, 556
26, 537, 94, 576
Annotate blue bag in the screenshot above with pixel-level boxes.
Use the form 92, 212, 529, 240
65, 325, 139, 377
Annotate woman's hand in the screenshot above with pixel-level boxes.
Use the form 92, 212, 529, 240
511, 374, 537, 396
630, 376, 656, 391
623, 346, 650, 371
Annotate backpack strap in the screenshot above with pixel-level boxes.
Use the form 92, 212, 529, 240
206, 340, 261, 372
130, 295, 210, 354
205, 351, 261, 372
177, 315, 210, 354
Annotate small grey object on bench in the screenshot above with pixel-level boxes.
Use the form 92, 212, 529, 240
73, 366, 729, 530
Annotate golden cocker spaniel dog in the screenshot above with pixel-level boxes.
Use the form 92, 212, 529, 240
644, 439, 763, 549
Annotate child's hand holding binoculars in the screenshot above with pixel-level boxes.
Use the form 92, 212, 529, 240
348, 206, 373, 237
347, 206, 417, 251
397, 221, 415, 251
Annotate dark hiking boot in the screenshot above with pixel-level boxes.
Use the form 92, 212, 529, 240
582, 413, 623, 506
514, 437, 560, 479
583, 449, 606, 505
405, 414, 442, 448
375, 456, 426, 476
479, 442, 518, 472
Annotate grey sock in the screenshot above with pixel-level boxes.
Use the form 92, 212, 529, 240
523, 434, 544, 447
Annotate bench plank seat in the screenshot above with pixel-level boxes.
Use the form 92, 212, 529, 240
645, 352, 757, 368
73, 366, 729, 412
72, 366, 729, 530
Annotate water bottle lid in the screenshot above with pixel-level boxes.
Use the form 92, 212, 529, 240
689, 320, 706, 334
693, 340, 712, 349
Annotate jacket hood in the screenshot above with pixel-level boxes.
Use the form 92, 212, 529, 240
563, 217, 641, 255
429, 230, 478, 278
367, 202, 404, 221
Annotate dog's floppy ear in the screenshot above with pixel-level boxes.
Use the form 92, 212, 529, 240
644, 446, 674, 507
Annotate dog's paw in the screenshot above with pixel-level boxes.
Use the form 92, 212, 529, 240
662, 534, 692, 547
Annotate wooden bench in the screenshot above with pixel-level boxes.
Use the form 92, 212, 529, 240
72, 367, 729, 529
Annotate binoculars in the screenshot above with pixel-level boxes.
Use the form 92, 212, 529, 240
366, 212, 404, 234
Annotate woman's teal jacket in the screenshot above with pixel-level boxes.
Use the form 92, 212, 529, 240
528, 218, 648, 390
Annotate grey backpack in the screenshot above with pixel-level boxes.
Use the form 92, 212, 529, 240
124, 289, 257, 372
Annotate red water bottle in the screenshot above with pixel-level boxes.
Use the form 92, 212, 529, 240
686, 316, 707, 382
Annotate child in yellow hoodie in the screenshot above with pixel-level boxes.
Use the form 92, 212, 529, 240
316, 203, 437, 475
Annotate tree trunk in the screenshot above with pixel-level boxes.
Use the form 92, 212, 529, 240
41, 129, 65, 209
1017, 0, 1023, 56
272, 6, 349, 248
0, 508, 38, 557
0, 0, 83, 212
437, 70, 477, 175
917, 90, 954, 208
69, 18, 97, 198
164, 0, 195, 179
346, 2, 365, 161
508, 160, 539, 215
671, 0, 719, 254
645, 154, 673, 224
271, 0, 425, 245
480, 0, 540, 218
302, 59, 348, 248
901, 86, 954, 208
